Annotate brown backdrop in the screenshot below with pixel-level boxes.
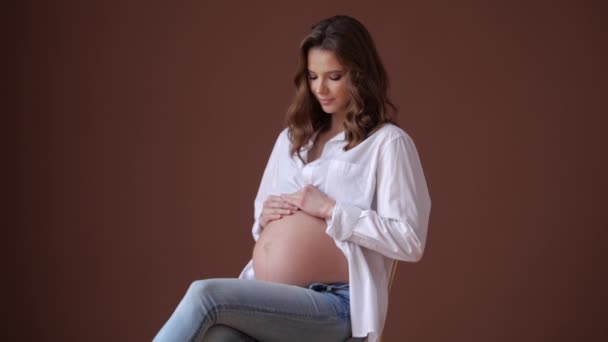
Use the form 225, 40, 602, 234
11, 0, 605, 341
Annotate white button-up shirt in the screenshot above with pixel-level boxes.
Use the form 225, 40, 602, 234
238, 122, 432, 342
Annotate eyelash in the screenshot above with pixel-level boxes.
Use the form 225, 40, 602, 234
308, 75, 342, 81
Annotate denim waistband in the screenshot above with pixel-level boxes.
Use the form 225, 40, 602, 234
307, 282, 350, 292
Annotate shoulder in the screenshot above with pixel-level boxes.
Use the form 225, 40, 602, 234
279, 127, 289, 139
269, 127, 289, 147
277, 127, 290, 147
373, 122, 415, 145
370, 123, 424, 164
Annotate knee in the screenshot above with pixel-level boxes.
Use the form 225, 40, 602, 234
183, 279, 226, 308
187, 279, 224, 295
172, 279, 226, 325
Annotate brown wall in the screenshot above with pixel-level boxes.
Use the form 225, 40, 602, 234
12, 0, 605, 341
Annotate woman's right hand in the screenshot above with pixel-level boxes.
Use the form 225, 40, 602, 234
259, 195, 299, 228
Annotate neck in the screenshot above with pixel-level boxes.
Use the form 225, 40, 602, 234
329, 112, 346, 132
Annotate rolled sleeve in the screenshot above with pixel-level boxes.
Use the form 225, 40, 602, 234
324, 133, 431, 262
325, 200, 363, 241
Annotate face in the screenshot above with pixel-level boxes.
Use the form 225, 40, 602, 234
307, 48, 351, 117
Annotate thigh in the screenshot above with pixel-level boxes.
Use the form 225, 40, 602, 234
200, 279, 351, 342
155, 278, 352, 342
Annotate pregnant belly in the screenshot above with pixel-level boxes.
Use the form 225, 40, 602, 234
252, 210, 349, 287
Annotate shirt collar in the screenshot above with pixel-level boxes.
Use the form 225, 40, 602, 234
328, 129, 346, 142
304, 128, 346, 150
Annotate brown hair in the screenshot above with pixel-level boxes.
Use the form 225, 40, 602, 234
284, 15, 400, 164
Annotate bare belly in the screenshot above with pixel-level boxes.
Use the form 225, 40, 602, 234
252, 210, 349, 287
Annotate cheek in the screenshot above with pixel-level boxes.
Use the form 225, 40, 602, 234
332, 83, 347, 98
337, 85, 350, 103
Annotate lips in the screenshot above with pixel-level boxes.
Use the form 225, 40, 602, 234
319, 98, 334, 104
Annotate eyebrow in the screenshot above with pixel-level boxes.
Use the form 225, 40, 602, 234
307, 69, 344, 74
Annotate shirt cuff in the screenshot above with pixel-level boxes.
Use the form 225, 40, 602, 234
252, 218, 262, 242
325, 199, 362, 241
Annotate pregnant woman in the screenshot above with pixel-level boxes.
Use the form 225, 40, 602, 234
154, 14, 431, 342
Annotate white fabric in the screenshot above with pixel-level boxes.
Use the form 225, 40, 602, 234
238, 122, 432, 342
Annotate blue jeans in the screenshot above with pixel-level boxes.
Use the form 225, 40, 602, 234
153, 278, 365, 342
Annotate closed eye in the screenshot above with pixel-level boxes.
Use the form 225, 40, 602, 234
308, 75, 342, 81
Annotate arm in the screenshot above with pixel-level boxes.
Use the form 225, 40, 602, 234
324, 134, 432, 262
251, 129, 284, 242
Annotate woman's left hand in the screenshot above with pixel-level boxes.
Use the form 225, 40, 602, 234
280, 185, 336, 219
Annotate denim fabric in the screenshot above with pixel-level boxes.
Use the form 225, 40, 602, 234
153, 278, 364, 342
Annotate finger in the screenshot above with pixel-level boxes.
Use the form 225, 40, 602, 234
268, 214, 282, 223
262, 213, 284, 227
281, 194, 299, 207
271, 194, 292, 203
277, 201, 298, 210
280, 194, 291, 202
263, 199, 284, 210
264, 195, 279, 207
262, 216, 273, 226
275, 209, 292, 215
265, 213, 285, 222
272, 198, 289, 207
270, 196, 290, 207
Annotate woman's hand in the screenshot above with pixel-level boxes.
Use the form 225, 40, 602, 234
280, 185, 336, 220
259, 195, 299, 228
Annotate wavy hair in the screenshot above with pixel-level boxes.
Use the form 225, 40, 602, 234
284, 15, 399, 164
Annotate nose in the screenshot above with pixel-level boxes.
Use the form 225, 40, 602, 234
313, 78, 329, 96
